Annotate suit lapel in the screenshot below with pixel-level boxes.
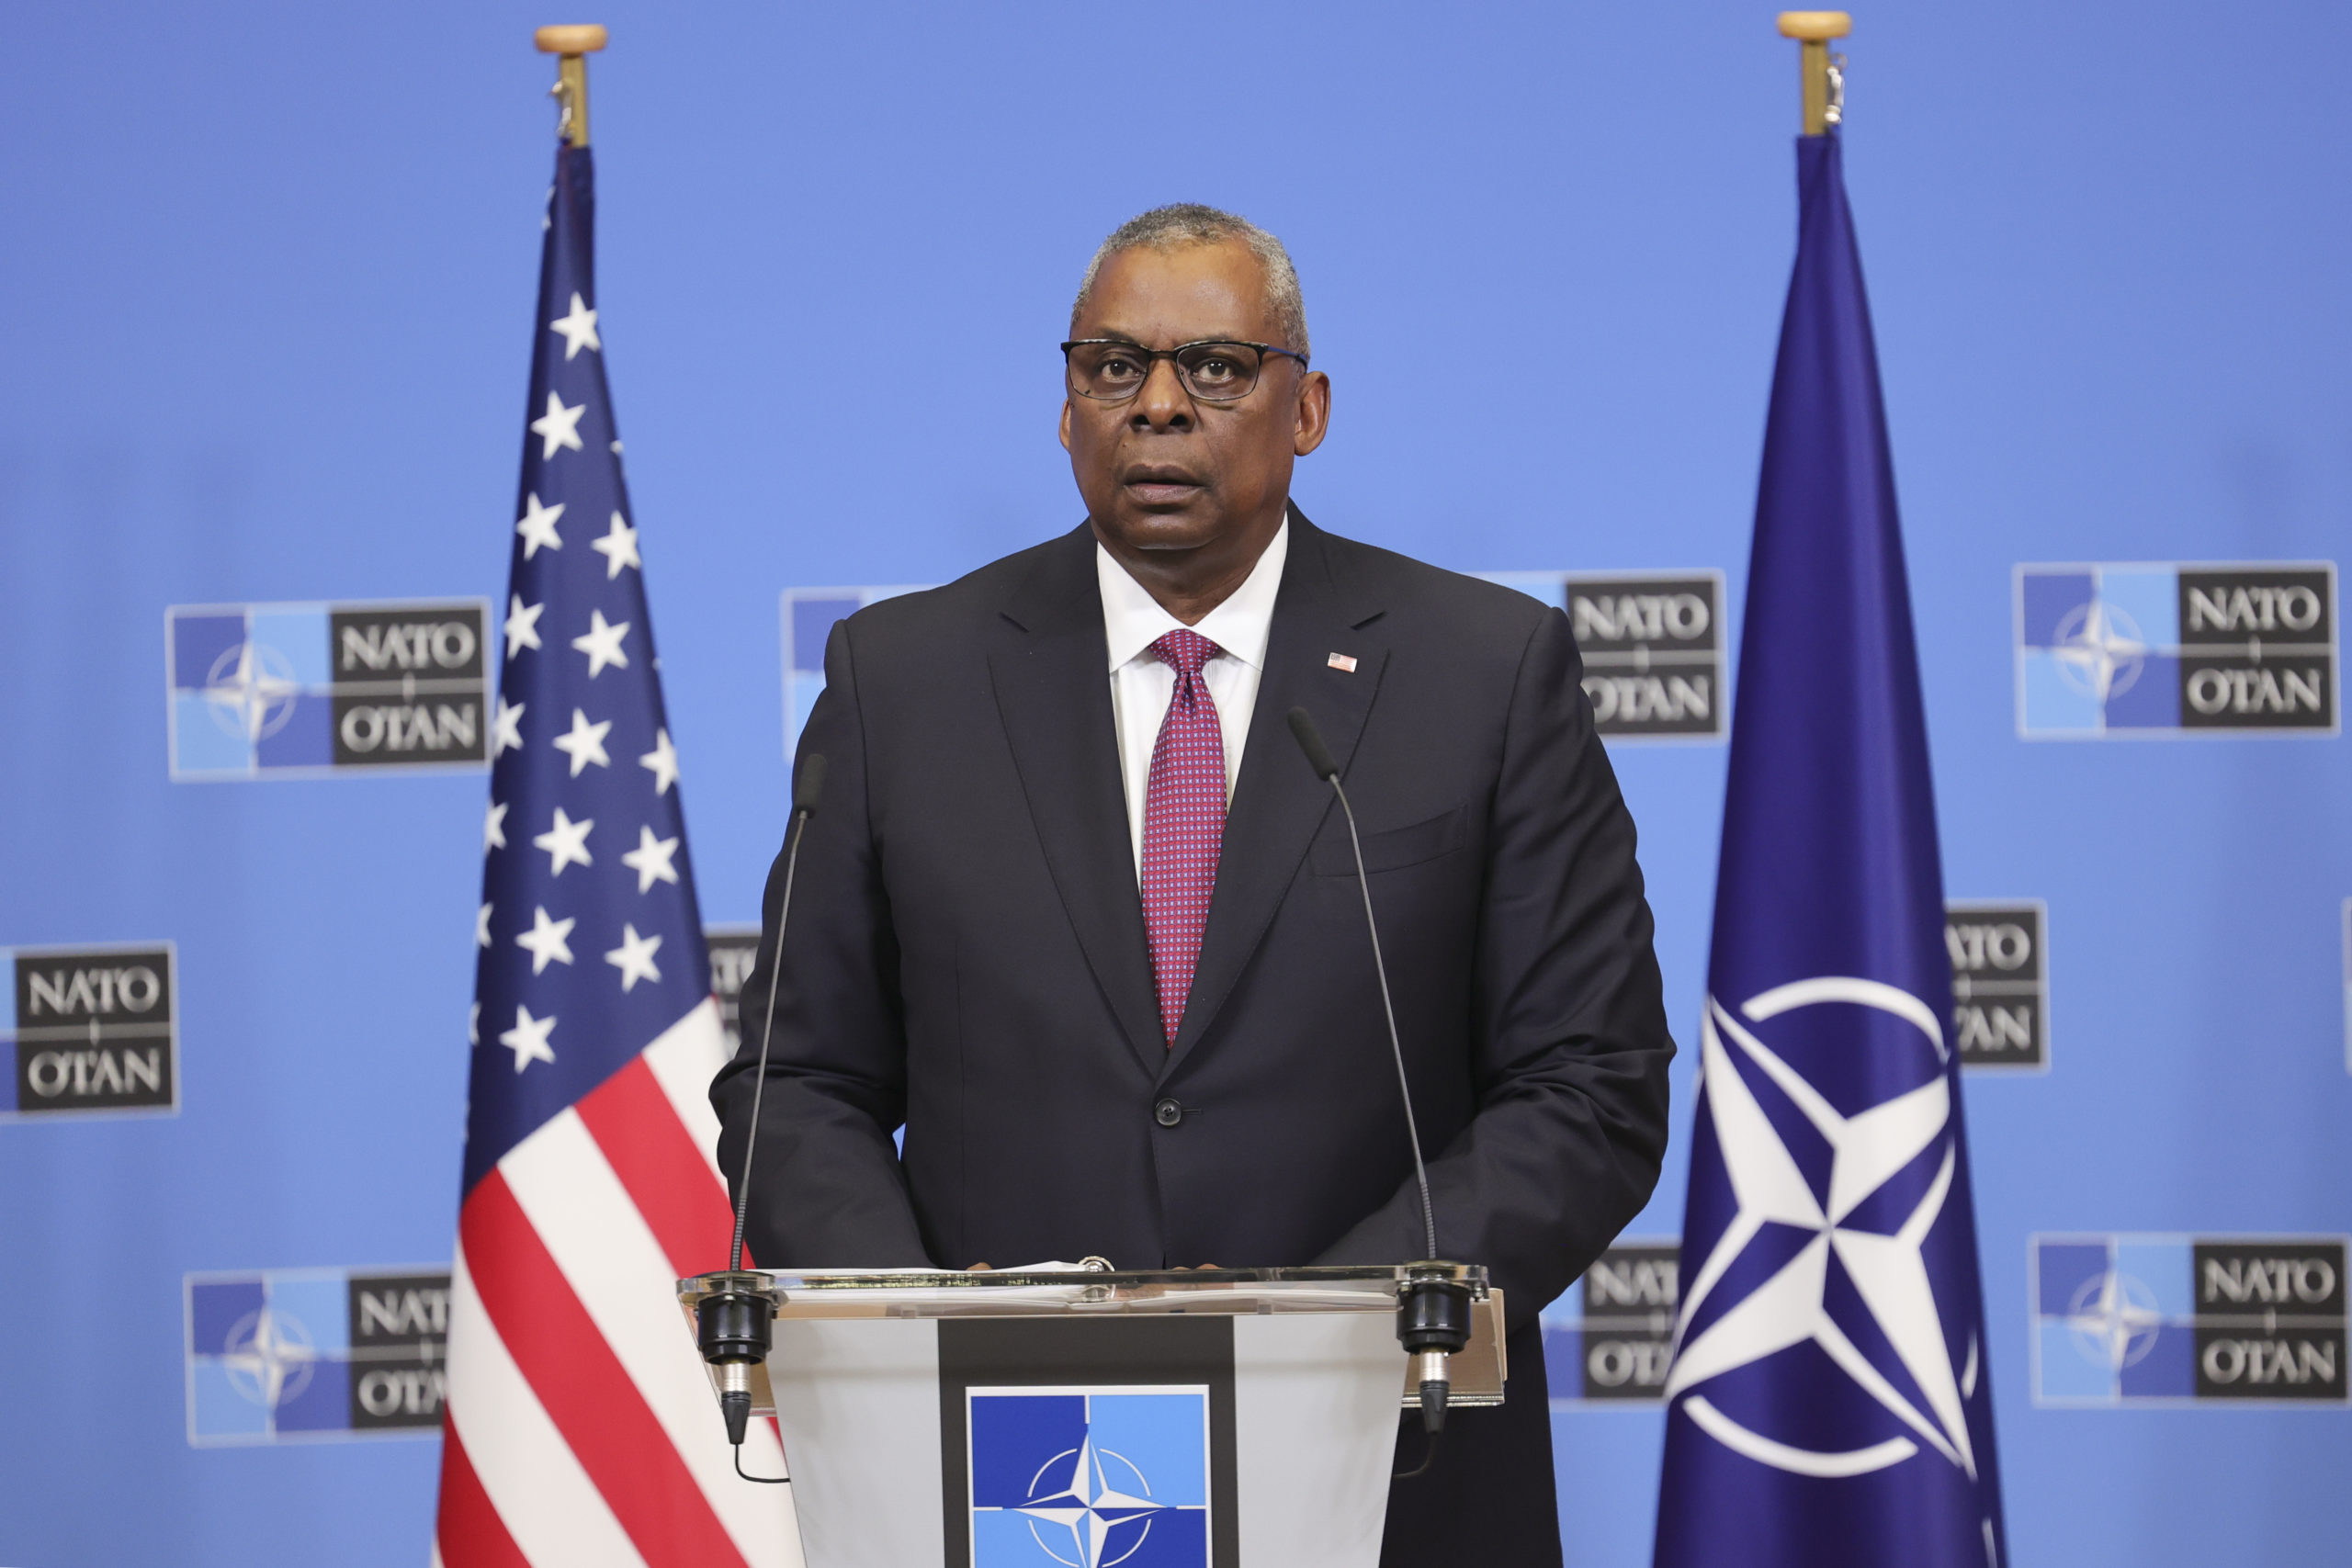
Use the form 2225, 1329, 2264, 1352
988, 526, 1165, 1078
1164, 513, 1389, 1079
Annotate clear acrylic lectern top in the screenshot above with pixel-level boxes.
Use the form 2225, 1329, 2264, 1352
675, 1262, 1505, 1416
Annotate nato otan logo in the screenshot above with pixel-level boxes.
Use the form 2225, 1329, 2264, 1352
1483, 571, 1725, 739
2, 943, 176, 1120
968, 1386, 1211, 1566
1946, 902, 2049, 1071
2032, 1235, 2346, 1404
782, 586, 926, 754
2015, 563, 2337, 737
1544, 1240, 1678, 1404
706, 925, 760, 1053
167, 599, 492, 778
186, 1267, 451, 1443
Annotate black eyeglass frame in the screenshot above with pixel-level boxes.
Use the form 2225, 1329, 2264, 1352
1060, 338, 1311, 404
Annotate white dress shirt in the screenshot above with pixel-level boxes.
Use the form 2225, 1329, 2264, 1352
1097, 519, 1290, 882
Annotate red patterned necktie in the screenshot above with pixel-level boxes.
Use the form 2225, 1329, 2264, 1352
1140, 628, 1227, 1045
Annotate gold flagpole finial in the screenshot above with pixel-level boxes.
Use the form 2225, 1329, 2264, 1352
535, 25, 608, 148
1776, 12, 1850, 136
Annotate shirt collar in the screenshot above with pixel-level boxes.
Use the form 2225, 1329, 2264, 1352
1097, 517, 1289, 673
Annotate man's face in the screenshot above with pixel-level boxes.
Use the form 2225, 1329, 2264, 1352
1060, 239, 1330, 560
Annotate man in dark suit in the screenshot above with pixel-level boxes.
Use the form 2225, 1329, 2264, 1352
715, 204, 1674, 1564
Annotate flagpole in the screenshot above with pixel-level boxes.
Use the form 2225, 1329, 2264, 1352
1775, 11, 1850, 135
535, 23, 608, 146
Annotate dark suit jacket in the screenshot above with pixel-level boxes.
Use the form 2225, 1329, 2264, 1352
714, 510, 1674, 1325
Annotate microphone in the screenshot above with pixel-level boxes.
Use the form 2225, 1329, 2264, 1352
1287, 707, 1340, 781
790, 750, 828, 817
1285, 709, 1472, 1473
696, 751, 826, 1484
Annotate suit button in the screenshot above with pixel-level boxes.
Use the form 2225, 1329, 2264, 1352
1153, 1098, 1183, 1128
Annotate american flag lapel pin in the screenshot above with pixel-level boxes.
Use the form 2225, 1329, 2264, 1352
1327, 652, 1358, 672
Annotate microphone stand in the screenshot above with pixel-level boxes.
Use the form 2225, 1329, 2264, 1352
695, 753, 825, 1483
1286, 711, 1473, 1479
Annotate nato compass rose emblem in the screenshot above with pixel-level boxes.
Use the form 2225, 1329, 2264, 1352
2064, 1268, 2165, 1375
1666, 978, 1981, 1481
1014, 1429, 1168, 1565
203, 638, 301, 742
2048, 597, 2147, 705
968, 1388, 1210, 1567
220, 1303, 320, 1410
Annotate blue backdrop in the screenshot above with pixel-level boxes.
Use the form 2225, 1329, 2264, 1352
3, 3, 2346, 1563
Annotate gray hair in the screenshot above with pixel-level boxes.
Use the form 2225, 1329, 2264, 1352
1071, 203, 1310, 359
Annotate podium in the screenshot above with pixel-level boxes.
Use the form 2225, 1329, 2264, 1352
678, 1264, 1504, 1568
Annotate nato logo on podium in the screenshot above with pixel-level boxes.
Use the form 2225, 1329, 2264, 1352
968, 1386, 1212, 1566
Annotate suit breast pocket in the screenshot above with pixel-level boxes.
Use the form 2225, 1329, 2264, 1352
1310, 804, 1470, 877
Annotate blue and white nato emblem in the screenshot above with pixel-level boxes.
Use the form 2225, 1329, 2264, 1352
185, 1267, 451, 1443
1671, 978, 1985, 1478
967, 1386, 1211, 1567
2014, 562, 2337, 737
2031, 1235, 2347, 1404
781, 586, 926, 754
166, 599, 492, 778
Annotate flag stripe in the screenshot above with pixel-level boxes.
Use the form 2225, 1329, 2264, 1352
442, 1244, 647, 1568
576, 1052, 733, 1280
506, 1107, 796, 1566
435, 1422, 534, 1568
463, 1169, 750, 1568
641, 996, 732, 1189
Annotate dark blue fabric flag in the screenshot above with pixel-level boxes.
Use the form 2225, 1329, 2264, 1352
1653, 134, 2007, 1568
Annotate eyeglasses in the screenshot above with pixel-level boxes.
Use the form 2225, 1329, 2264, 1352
1061, 338, 1309, 404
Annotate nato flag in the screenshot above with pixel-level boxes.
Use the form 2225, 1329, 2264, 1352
1652, 133, 2008, 1568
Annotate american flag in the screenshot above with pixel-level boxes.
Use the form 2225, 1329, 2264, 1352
432, 141, 798, 1568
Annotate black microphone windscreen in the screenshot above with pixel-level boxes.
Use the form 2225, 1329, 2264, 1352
1286, 708, 1340, 781
792, 752, 828, 816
